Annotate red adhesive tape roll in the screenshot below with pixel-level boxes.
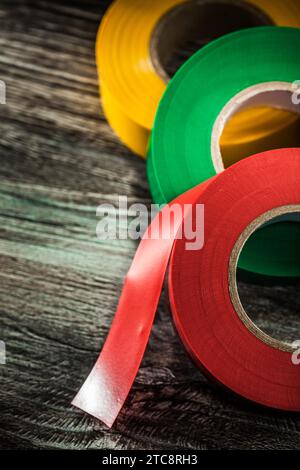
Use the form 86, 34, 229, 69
73, 149, 300, 427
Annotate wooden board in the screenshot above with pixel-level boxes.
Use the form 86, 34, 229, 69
0, 0, 299, 450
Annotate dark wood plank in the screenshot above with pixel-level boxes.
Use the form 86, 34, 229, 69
0, 0, 299, 450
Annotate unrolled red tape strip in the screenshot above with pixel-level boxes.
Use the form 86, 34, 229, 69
73, 149, 300, 427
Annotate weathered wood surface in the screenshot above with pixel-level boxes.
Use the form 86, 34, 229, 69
0, 0, 300, 450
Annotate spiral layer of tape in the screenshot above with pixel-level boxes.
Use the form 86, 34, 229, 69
97, 0, 300, 157
73, 150, 300, 427
148, 26, 300, 277
71, 3, 300, 426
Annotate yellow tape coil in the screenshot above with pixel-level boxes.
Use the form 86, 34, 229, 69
97, 0, 300, 158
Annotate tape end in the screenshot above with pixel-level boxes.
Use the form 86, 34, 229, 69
71, 364, 123, 428
71, 392, 116, 428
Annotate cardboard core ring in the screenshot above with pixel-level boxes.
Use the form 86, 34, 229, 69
150, 0, 272, 82
212, 82, 300, 173
229, 205, 300, 353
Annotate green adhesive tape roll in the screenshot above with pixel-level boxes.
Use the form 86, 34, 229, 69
147, 27, 300, 277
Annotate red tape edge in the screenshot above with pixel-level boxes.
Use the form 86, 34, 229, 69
72, 149, 300, 427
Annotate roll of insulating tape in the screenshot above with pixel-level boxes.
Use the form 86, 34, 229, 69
98, 0, 300, 157
73, 149, 300, 427
148, 26, 300, 277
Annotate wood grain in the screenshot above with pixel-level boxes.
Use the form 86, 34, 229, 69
0, 0, 299, 450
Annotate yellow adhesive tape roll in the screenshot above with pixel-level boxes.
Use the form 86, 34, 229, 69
97, 0, 300, 158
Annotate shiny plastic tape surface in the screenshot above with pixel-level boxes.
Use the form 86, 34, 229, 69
97, 0, 300, 157
147, 26, 300, 276
73, 149, 300, 427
